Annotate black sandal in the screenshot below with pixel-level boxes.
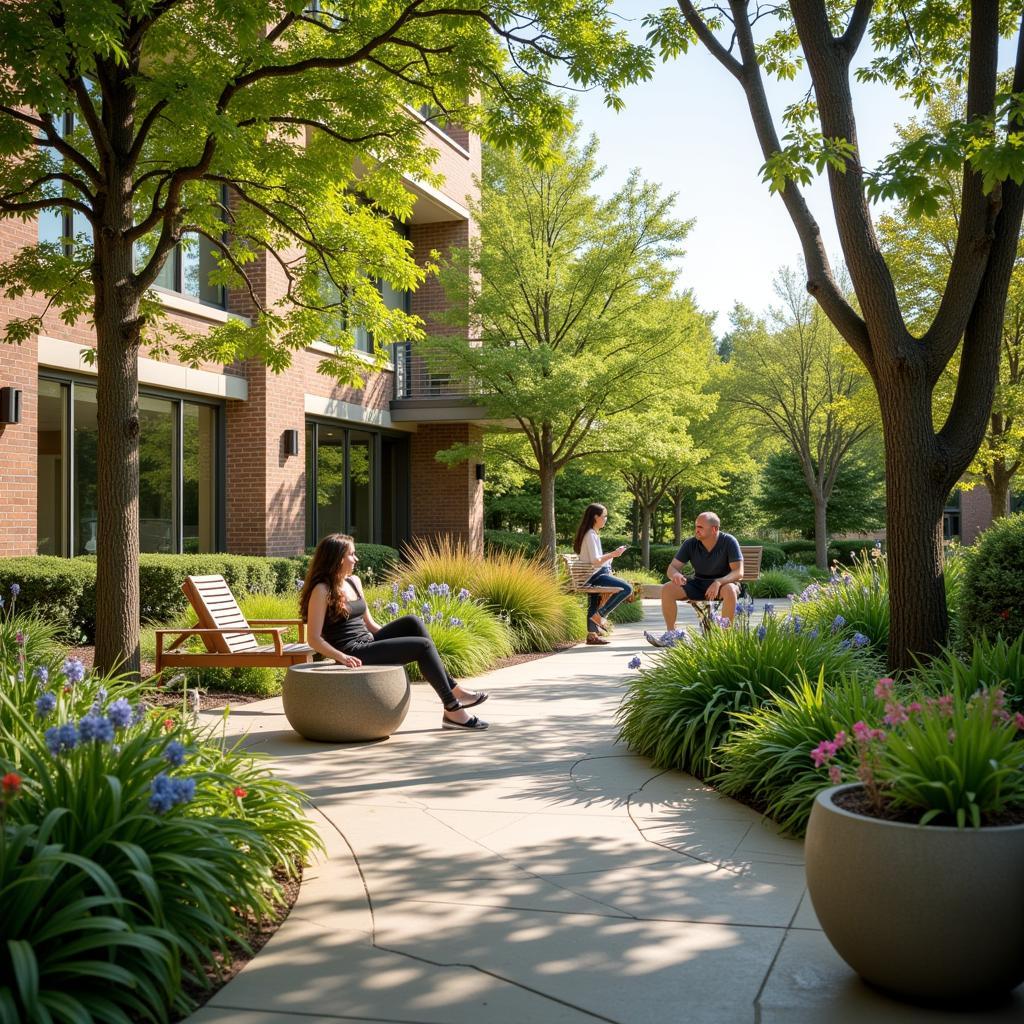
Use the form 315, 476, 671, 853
442, 714, 489, 730
458, 692, 489, 709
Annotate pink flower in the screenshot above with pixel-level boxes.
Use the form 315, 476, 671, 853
947, 729, 957, 744
1015, 712, 1024, 732
811, 740, 834, 768
884, 702, 909, 726
832, 730, 847, 749
907, 702, 922, 715
828, 765, 843, 784
937, 695, 954, 719
852, 720, 871, 741
874, 677, 894, 699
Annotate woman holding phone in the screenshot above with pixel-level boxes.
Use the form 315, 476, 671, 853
573, 503, 634, 646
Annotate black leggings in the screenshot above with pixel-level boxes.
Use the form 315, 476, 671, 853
351, 615, 461, 711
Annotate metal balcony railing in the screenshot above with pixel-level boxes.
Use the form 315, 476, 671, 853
392, 343, 479, 401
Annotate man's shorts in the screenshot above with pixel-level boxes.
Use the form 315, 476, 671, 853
682, 578, 714, 600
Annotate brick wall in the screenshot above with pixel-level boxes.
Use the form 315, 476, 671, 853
410, 423, 483, 555
960, 484, 999, 544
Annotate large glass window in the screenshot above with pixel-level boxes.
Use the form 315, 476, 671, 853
315, 426, 346, 540
36, 380, 68, 555
152, 234, 226, 308
348, 431, 374, 543
38, 377, 221, 555
37, 113, 93, 253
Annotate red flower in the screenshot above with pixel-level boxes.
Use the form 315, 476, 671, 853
163, 718, 175, 732
233, 786, 248, 799
1, 772, 21, 795
1000, 609, 1010, 620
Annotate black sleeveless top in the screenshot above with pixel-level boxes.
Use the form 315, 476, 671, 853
321, 578, 374, 653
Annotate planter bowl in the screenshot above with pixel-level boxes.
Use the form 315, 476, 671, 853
805, 784, 1024, 1000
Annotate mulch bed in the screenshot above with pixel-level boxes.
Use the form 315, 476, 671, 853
833, 787, 1024, 827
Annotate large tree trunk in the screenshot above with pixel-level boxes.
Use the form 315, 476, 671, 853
673, 491, 683, 546
93, 266, 143, 677
986, 465, 1012, 522
881, 396, 949, 672
538, 429, 557, 564
640, 504, 652, 569
813, 493, 829, 569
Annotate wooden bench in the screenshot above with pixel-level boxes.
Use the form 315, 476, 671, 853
561, 553, 625, 600
685, 545, 763, 631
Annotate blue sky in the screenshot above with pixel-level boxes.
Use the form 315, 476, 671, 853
572, 4, 1015, 335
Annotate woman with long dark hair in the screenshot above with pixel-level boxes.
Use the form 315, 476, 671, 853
300, 534, 489, 730
573, 504, 633, 646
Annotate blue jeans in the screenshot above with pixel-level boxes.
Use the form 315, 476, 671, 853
585, 567, 633, 632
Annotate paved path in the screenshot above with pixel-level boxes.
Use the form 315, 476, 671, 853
185, 604, 1024, 1024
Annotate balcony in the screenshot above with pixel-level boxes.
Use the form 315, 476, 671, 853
389, 343, 492, 424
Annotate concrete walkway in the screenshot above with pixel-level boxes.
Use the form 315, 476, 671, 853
186, 604, 1024, 1024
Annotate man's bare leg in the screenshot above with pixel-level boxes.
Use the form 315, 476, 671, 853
720, 583, 739, 626
660, 581, 686, 630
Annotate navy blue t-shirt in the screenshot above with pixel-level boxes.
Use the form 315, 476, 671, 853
675, 533, 742, 580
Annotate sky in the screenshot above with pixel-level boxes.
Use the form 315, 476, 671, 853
569, 3, 936, 334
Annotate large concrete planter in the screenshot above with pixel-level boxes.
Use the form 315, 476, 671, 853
805, 783, 1024, 1000
282, 662, 410, 742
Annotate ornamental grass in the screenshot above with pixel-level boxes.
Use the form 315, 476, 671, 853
616, 612, 882, 779
395, 537, 585, 652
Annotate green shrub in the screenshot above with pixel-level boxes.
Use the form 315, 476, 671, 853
616, 543, 678, 571
790, 551, 889, 657
396, 538, 585, 652
366, 584, 514, 678
831, 539, 881, 562
779, 539, 816, 555
747, 569, 803, 599
616, 613, 882, 778
714, 670, 879, 836
484, 530, 542, 557
759, 544, 787, 569
957, 512, 1024, 643
299, 542, 399, 584
0, 558, 95, 641
608, 595, 644, 624
913, 632, 1024, 710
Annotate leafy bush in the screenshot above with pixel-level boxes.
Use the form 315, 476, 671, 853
608, 595, 644, 624
616, 612, 882, 778
957, 511, 1024, 643
831, 539, 881, 561
299, 543, 399, 583
0, 558, 95, 641
396, 538, 585, 652
913, 633, 1024, 710
0, 650, 321, 1021
790, 550, 889, 657
714, 670, 879, 836
615, 544, 678, 571
366, 584, 514, 678
747, 569, 803, 598
759, 544, 787, 569
484, 530, 542, 557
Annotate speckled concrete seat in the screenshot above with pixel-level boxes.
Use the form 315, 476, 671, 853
282, 662, 410, 742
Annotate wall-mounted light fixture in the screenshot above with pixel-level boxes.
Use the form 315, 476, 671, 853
283, 428, 300, 457
475, 463, 486, 482
0, 387, 22, 425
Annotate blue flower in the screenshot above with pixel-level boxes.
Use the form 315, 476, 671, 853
830, 615, 846, 634
35, 691, 56, 719
432, 612, 444, 624
9, 583, 19, 597
839, 639, 852, 651
34, 666, 49, 686
439, 583, 450, 596
791, 615, 803, 634
62, 657, 86, 685
107, 698, 133, 729
627, 656, 641, 669
164, 741, 186, 768
391, 582, 399, 598
421, 603, 432, 616
807, 627, 819, 640
45, 722, 78, 755
149, 773, 196, 814
851, 632, 869, 649
78, 712, 115, 744
457, 588, 471, 601
449, 616, 463, 627
763, 604, 775, 617
756, 624, 767, 641
384, 602, 400, 616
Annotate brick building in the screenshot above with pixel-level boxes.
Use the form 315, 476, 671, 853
0, 112, 488, 560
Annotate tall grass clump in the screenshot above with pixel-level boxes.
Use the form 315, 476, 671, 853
617, 613, 882, 778
395, 538, 584, 652
366, 583, 514, 678
713, 669, 880, 836
790, 548, 889, 657
747, 569, 803, 599
913, 632, 1024, 710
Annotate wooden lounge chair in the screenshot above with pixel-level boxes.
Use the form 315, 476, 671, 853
154, 574, 314, 673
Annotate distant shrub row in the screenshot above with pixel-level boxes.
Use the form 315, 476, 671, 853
0, 545, 400, 641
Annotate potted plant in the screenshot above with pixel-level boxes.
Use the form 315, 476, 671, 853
805, 679, 1024, 1000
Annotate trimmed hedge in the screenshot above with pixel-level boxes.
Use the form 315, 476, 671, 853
958, 512, 1024, 643
0, 546, 400, 639
484, 529, 543, 557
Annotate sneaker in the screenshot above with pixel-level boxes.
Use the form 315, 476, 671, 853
644, 630, 676, 648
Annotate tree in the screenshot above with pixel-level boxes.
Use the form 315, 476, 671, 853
650, 4, 1024, 667
0, 1, 650, 673
726, 268, 878, 568
429, 121, 698, 560
759, 448, 886, 539
878, 88, 1024, 522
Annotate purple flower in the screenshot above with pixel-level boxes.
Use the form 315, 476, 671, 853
763, 604, 774, 617
148, 773, 196, 814
756, 624, 767, 641
627, 656, 641, 669
164, 741, 186, 768
439, 583, 451, 596
45, 722, 78, 756
457, 588, 471, 601
35, 691, 56, 719
78, 712, 114, 744
9, 583, 19, 597
62, 657, 86, 685
107, 698, 133, 729
851, 632, 869, 649
15, 631, 24, 647
830, 615, 846, 634
807, 627, 819, 640
421, 602, 432, 616
427, 582, 440, 595
384, 602, 399, 616
34, 666, 49, 686
449, 616, 463, 627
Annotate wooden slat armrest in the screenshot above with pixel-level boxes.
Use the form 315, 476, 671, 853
248, 618, 306, 641
153, 626, 287, 638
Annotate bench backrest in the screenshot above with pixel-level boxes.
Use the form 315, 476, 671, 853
182, 574, 258, 654
739, 545, 762, 581
561, 553, 598, 591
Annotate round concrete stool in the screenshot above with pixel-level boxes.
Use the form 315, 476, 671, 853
282, 662, 410, 742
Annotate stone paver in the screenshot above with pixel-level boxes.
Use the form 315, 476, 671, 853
184, 601, 1024, 1024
